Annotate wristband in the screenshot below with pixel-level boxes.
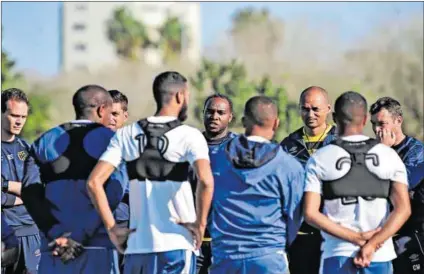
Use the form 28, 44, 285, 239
2, 179, 9, 192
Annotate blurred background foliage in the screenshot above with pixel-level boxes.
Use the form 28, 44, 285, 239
2, 6, 423, 142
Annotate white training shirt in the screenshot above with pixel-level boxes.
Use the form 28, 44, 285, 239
304, 135, 408, 262
100, 116, 210, 254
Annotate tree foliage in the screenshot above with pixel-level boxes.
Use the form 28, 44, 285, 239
107, 7, 187, 63
190, 59, 302, 140
21, 92, 53, 142
158, 16, 187, 63
107, 7, 150, 61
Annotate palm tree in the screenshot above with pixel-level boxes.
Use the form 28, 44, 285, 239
107, 7, 150, 61
158, 16, 186, 63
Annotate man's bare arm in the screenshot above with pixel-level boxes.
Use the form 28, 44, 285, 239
7, 181, 22, 196
193, 159, 214, 229
87, 161, 117, 230
304, 192, 379, 246
364, 182, 410, 248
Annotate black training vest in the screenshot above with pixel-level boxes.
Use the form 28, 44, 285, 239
38, 122, 103, 182
126, 119, 190, 182
322, 138, 391, 201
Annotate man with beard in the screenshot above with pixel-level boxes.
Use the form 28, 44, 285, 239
369, 97, 424, 273
87, 71, 214, 274
280, 86, 337, 274
194, 94, 237, 274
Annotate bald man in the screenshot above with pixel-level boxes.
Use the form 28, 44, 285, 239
304, 91, 411, 274
207, 96, 305, 274
280, 86, 337, 274
21, 85, 128, 274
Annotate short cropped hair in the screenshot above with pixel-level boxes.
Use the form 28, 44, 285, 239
152, 71, 187, 108
1, 88, 30, 113
369, 97, 403, 118
108, 89, 128, 111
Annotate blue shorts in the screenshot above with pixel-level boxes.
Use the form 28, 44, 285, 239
38, 248, 119, 274
323, 256, 393, 274
123, 249, 196, 274
209, 252, 289, 274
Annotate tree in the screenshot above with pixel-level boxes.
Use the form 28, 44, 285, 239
107, 7, 150, 61
190, 59, 302, 140
230, 7, 284, 73
158, 16, 187, 63
21, 92, 53, 142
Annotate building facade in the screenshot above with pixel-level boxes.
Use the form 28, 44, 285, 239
59, 2, 201, 73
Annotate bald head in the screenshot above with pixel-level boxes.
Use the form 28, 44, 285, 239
72, 85, 112, 120
333, 91, 368, 127
244, 96, 278, 128
299, 86, 329, 105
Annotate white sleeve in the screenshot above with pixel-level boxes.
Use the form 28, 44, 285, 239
100, 129, 124, 168
387, 148, 408, 186
304, 155, 323, 194
185, 128, 210, 166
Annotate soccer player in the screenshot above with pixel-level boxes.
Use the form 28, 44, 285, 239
207, 96, 305, 274
87, 71, 214, 274
369, 97, 424, 273
107, 89, 129, 131
107, 89, 130, 272
195, 93, 237, 274
304, 91, 411, 274
280, 86, 337, 274
1, 88, 41, 274
369, 97, 424, 181
21, 85, 127, 273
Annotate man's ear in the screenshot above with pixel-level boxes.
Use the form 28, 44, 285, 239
273, 118, 280, 131
241, 116, 247, 128
176, 91, 184, 105
97, 104, 105, 118
124, 111, 129, 122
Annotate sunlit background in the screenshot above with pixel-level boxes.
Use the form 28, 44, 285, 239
2, 1, 423, 141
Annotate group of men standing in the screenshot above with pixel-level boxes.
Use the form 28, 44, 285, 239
1, 71, 423, 274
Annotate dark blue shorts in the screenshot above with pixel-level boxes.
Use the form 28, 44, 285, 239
123, 249, 196, 274
38, 248, 119, 274
5, 234, 41, 274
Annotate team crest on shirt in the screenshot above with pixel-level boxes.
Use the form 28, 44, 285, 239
17, 151, 27, 161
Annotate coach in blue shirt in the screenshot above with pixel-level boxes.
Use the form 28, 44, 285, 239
208, 96, 305, 274
370, 97, 424, 274
1, 88, 41, 274
21, 85, 128, 274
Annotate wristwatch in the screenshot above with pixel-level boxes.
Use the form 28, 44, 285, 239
2, 178, 9, 192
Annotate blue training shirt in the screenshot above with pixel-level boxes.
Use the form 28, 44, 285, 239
1, 137, 39, 237
21, 120, 128, 251
393, 136, 424, 189
208, 135, 305, 259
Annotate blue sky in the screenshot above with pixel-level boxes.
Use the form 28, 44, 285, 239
1, 1, 422, 77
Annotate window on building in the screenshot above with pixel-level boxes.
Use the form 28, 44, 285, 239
73, 23, 86, 31
74, 43, 86, 51
75, 3, 87, 11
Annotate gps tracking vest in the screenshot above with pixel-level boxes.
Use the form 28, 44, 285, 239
38, 123, 103, 182
127, 119, 189, 182
322, 138, 391, 202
